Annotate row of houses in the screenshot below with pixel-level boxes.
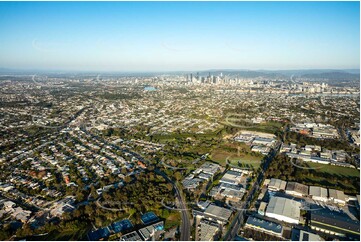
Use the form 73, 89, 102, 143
0, 200, 32, 223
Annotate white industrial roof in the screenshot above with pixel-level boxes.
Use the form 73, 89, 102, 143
328, 189, 346, 201
266, 196, 301, 221
268, 178, 287, 190
309, 186, 328, 198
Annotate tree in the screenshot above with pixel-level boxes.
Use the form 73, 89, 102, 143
124, 176, 131, 183
174, 171, 182, 181
166, 183, 173, 192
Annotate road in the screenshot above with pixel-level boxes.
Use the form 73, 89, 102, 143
155, 169, 191, 241
223, 142, 281, 240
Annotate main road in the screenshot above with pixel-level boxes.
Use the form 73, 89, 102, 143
155, 168, 191, 241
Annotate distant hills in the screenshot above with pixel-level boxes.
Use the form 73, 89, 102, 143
300, 71, 360, 81
0, 67, 359, 81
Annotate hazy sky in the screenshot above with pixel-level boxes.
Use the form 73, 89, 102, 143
0, 1, 359, 71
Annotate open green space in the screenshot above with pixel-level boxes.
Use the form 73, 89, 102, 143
267, 154, 360, 195
307, 162, 360, 177
210, 142, 263, 169
221, 118, 284, 135
210, 151, 262, 169
240, 121, 284, 134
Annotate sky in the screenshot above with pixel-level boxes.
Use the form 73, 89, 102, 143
0, 1, 359, 72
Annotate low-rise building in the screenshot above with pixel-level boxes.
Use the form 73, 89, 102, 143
245, 216, 283, 237
268, 178, 287, 191
138, 221, 164, 240
285, 182, 308, 197
328, 189, 347, 206
258, 202, 267, 216
120, 231, 142, 241
199, 219, 220, 241
310, 208, 360, 239
309, 186, 328, 202
291, 228, 323, 241
220, 170, 243, 185
265, 196, 301, 224
201, 204, 233, 224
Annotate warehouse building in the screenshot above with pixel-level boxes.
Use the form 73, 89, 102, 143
328, 189, 347, 206
310, 208, 360, 239
265, 196, 301, 224
291, 228, 323, 241
204, 204, 233, 224
220, 170, 243, 185
245, 216, 283, 237
309, 186, 328, 202
199, 219, 220, 241
258, 202, 267, 216
285, 182, 309, 197
120, 231, 142, 241
268, 178, 287, 191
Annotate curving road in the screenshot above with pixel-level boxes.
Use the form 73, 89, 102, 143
155, 168, 191, 241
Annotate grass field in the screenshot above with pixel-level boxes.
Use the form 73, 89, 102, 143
307, 163, 360, 177
210, 141, 264, 168
241, 121, 283, 134
210, 149, 263, 168
295, 162, 360, 194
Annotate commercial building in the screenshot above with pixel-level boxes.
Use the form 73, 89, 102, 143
199, 162, 220, 176
285, 182, 308, 197
245, 216, 283, 237
328, 189, 347, 206
258, 202, 267, 216
120, 231, 142, 241
291, 228, 323, 241
265, 196, 301, 224
252, 137, 276, 146
199, 219, 220, 241
310, 208, 360, 239
268, 178, 287, 191
204, 204, 233, 224
138, 221, 164, 240
220, 170, 243, 185
309, 186, 328, 202
251, 145, 271, 155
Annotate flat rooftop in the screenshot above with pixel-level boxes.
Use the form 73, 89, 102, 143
266, 196, 301, 222
204, 204, 233, 222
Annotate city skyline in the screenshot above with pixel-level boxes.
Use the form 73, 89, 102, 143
0, 1, 360, 72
